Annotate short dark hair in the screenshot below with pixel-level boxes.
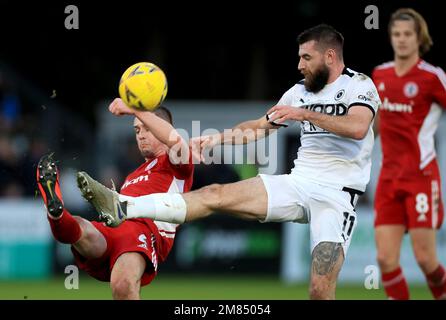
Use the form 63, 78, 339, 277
154, 106, 173, 125
297, 24, 344, 59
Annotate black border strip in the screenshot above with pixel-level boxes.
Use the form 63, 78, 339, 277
265, 114, 288, 128
342, 186, 365, 195
348, 102, 376, 118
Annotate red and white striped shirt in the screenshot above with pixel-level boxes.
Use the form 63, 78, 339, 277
372, 59, 446, 180
120, 153, 194, 262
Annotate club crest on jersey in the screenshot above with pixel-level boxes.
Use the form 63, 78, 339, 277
145, 158, 158, 172
404, 82, 418, 98
334, 89, 345, 100
378, 82, 385, 91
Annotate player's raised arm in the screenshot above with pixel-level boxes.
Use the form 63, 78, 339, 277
109, 98, 189, 154
225, 114, 279, 144
197, 114, 279, 150
197, 83, 298, 148
268, 103, 374, 140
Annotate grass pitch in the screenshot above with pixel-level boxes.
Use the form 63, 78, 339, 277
0, 274, 433, 300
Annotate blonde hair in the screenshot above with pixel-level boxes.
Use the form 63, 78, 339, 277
388, 8, 433, 56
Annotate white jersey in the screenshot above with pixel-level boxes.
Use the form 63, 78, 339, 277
272, 68, 380, 192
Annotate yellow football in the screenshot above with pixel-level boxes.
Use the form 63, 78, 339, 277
118, 62, 168, 111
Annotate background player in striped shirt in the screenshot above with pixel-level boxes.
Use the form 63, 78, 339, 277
36, 101, 193, 299
372, 8, 446, 300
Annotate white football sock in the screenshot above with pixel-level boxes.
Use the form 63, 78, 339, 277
120, 193, 187, 224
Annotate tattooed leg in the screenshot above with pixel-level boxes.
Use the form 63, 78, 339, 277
309, 242, 344, 300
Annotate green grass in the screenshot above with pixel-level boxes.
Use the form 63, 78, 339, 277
0, 275, 434, 300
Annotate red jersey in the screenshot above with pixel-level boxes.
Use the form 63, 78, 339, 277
119, 153, 194, 262
372, 59, 446, 180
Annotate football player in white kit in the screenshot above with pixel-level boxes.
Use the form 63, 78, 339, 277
79, 24, 380, 299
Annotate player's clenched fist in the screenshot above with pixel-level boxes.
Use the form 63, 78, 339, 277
189, 134, 221, 163
109, 98, 135, 116
267, 105, 307, 124
198, 134, 221, 150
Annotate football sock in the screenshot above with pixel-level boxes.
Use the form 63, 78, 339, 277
382, 266, 410, 300
425, 264, 446, 300
47, 209, 82, 244
122, 193, 187, 224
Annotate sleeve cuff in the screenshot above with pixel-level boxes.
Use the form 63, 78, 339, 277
348, 103, 376, 118
265, 114, 289, 128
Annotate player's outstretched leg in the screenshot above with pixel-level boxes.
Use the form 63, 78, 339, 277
37, 154, 108, 258
77, 171, 128, 227
36, 153, 82, 244
77, 175, 272, 227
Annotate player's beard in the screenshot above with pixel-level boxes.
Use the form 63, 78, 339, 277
304, 64, 330, 93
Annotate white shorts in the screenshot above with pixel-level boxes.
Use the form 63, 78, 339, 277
259, 173, 360, 255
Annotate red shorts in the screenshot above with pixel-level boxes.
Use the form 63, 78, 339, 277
72, 220, 159, 286
374, 174, 444, 230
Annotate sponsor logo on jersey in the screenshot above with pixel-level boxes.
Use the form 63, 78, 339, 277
301, 103, 348, 134
302, 103, 347, 116
357, 94, 372, 102
403, 82, 418, 98
122, 175, 149, 189
381, 97, 413, 113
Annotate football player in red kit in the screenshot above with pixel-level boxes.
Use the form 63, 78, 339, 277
36, 100, 193, 299
372, 8, 446, 300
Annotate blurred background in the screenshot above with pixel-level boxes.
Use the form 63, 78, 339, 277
0, 0, 445, 299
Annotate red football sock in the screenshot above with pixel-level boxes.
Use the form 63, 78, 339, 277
48, 209, 82, 244
382, 266, 410, 300
425, 265, 446, 300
